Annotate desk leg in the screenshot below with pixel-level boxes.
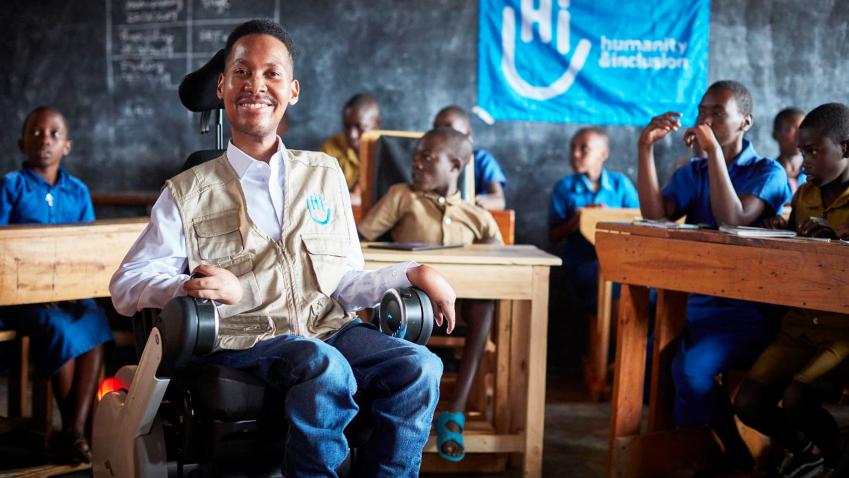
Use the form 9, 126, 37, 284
647, 289, 687, 432
588, 273, 614, 400
607, 284, 650, 478
510, 267, 549, 477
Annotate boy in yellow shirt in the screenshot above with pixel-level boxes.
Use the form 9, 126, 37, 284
359, 128, 501, 462
734, 103, 849, 477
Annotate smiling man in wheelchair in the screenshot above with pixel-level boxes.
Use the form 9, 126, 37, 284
105, 19, 454, 477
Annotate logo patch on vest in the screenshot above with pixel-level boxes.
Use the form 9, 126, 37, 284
306, 193, 332, 225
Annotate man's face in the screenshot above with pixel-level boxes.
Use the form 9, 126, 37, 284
433, 112, 471, 136
570, 131, 608, 175
696, 88, 750, 147
343, 105, 380, 153
411, 135, 459, 193
798, 127, 848, 186
18, 110, 71, 168
217, 34, 299, 142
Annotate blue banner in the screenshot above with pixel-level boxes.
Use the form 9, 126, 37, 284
477, 0, 710, 125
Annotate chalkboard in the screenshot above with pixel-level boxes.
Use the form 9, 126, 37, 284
3, 0, 849, 366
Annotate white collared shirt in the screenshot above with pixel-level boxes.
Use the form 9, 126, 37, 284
110, 137, 412, 318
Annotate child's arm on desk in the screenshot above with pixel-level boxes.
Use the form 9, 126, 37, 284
358, 185, 404, 240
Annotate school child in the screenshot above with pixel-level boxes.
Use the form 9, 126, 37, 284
320, 93, 382, 205
549, 127, 639, 314
0, 107, 112, 464
636, 80, 791, 473
773, 107, 807, 193
358, 127, 502, 462
734, 103, 849, 477
433, 105, 508, 210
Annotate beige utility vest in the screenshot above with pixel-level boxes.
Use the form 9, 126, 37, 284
166, 150, 357, 351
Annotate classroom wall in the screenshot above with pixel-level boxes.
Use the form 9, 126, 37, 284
2, 0, 848, 367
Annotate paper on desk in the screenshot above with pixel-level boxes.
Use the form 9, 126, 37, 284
719, 225, 798, 238
632, 219, 700, 230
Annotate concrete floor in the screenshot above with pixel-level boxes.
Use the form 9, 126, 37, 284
0, 367, 610, 477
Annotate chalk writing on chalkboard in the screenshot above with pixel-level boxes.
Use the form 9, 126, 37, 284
106, 0, 280, 90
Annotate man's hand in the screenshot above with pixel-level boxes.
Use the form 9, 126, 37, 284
683, 124, 721, 156
183, 264, 243, 304
798, 217, 836, 238
406, 264, 456, 334
639, 112, 682, 147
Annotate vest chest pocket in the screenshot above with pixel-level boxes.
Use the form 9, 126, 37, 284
193, 211, 244, 260
302, 234, 351, 296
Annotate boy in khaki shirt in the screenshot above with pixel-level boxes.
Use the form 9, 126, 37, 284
359, 127, 501, 462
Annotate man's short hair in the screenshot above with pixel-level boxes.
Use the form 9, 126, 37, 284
773, 107, 805, 133
707, 80, 753, 117
799, 103, 849, 144
425, 127, 473, 162
225, 19, 297, 68
343, 93, 379, 113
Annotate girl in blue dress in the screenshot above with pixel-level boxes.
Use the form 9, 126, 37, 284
0, 107, 112, 463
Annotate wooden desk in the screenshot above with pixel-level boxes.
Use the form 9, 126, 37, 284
595, 222, 849, 477
364, 244, 561, 477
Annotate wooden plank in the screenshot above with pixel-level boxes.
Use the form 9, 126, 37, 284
596, 231, 849, 314
90, 191, 158, 207
421, 453, 508, 474
647, 290, 688, 433
587, 273, 614, 400
423, 432, 525, 453
508, 298, 531, 470
578, 208, 641, 245
493, 299, 512, 434
8, 335, 29, 418
607, 284, 651, 478
363, 243, 562, 267
521, 266, 550, 477
610, 428, 722, 478
0, 462, 92, 478
491, 209, 516, 245
0, 219, 148, 306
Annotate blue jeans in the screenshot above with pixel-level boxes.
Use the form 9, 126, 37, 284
200, 320, 443, 477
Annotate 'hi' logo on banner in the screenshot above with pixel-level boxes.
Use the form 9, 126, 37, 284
501, 0, 591, 100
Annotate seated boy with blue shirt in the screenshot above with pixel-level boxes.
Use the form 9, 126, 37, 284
0, 106, 112, 464
433, 105, 508, 210
358, 127, 502, 462
637, 80, 791, 474
549, 127, 638, 313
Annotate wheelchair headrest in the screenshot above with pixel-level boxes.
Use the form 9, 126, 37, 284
179, 48, 226, 112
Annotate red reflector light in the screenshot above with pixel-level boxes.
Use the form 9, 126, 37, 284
97, 376, 128, 400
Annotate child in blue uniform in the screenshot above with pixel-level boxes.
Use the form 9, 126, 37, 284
0, 107, 112, 463
433, 105, 508, 210
549, 127, 639, 313
636, 81, 791, 473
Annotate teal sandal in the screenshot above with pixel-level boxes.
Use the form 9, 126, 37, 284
435, 411, 466, 462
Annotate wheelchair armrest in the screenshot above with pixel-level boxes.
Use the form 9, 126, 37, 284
153, 296, 217, 377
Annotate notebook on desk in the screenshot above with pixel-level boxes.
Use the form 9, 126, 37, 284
718, 225, 797, 238
367, 242, 464, 251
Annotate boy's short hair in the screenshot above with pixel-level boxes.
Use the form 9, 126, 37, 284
773, 107, 805, 133
425, 127, 473, 162
225, 19, 297, 67
435, 105, 470, 123
707, 80, 753, 117
574, 126, 608, 142
343, 93, 379, 112
21, 106, 64, 137
799, 103, 849, 144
